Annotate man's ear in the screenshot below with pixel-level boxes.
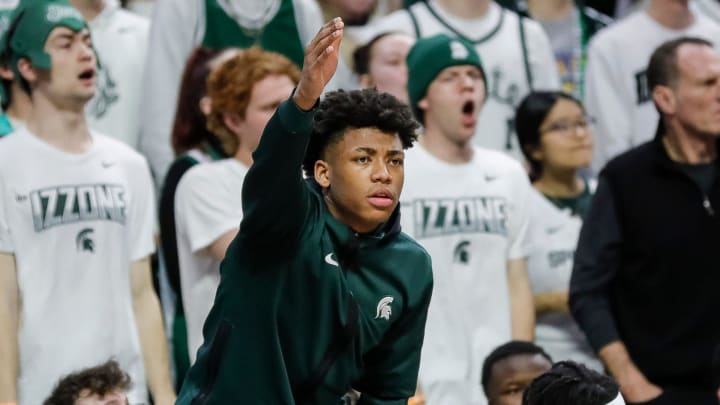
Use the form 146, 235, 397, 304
418, 96, 429, 112
16, 58, 36, 84
222, 111, 245, 137
314, 159, 331, 188
653, 85, 676, 115
198, 96, 212, 116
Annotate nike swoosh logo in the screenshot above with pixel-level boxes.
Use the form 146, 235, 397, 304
484, 175, 497, 182
101, 161, 115, 168
325, 253, 339, 267
546, 226, 563, 235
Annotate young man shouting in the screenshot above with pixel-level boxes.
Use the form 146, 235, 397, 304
0, 1, 174, 404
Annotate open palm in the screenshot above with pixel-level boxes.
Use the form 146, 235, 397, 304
293, 18, 344, 110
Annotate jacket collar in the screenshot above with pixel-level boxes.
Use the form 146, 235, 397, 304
306, 178, 401, 249
651, 119, 720, 171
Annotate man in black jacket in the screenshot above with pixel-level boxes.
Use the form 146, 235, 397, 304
569, 36, 720, 405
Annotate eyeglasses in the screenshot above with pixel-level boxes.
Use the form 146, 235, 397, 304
541, 115, 596, 135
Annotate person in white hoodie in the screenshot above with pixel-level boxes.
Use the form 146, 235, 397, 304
174, 47, 299, 363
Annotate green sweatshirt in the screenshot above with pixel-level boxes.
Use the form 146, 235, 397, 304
176, 98, 434, 404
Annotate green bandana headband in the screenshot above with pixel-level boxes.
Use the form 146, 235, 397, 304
0, 0, 87, 103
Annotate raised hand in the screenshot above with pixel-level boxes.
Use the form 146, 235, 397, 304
293, 17, 344, 111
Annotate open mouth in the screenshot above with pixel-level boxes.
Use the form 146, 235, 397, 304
462, 100, 475, 116
78, 68, 95, 81
461, 100, 476, 127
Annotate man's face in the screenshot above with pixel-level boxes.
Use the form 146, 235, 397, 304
234, 73, 295, 153
317, 128, 405, 234
74, 388, 128, 405
671, 44, 720, 138
37, 26, 96, 104
419, 64, 485, 144
486, 354, 552, 405
364, 33, 414, 103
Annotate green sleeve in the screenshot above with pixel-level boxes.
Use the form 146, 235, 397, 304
355, 257, 434, 404
240, 97, 317, 248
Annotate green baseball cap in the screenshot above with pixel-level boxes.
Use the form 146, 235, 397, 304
406, 34, 486, 122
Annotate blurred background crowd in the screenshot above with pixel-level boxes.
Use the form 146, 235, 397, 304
1, 0, 720, 404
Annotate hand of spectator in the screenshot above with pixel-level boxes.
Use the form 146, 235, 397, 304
293, 17, 344, 111
617, 367, 662, 403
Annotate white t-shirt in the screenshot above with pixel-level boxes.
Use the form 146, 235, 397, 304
694, 0, 720, 25
349, 1, 560, 161
400, 144, 532, 405
174, 158, 247, 362
584, 8, 720, 172
86, 0, 150, 150
525, 187, 602, 371
0, 128, 156, 405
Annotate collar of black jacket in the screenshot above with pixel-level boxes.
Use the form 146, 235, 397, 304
651, 118, 720, 171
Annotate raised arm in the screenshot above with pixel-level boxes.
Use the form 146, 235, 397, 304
240, 18, 344, 246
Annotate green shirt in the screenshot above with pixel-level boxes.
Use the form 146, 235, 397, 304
542, 180, 593, 220
176, 99, 433, 404
202, 0, 305, 68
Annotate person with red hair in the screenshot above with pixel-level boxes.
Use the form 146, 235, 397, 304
157, 46, 238, 389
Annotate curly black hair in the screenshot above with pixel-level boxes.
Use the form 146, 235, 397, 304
522, 361, 619, 405
302, 88, 420, 177
44, 360, 132, 405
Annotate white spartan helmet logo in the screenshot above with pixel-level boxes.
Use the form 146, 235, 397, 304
450, 41, 469, 60
375, 296, 394, 321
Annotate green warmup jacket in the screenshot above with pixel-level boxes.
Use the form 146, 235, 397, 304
176, 97, 434, 404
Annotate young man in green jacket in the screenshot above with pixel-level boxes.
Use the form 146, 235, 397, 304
176, 18, 434, 404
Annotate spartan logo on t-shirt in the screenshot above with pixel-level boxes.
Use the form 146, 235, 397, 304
76, 228, 95, 253
30, 183, 127, 232
87, 64, 119, 119
635, 69, 651, 105
412, 197, 508, 239
453, 240, 470, 264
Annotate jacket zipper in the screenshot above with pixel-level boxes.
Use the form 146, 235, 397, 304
703, 195, 715, 216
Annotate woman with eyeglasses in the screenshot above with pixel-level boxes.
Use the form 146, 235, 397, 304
514, 90, 602, 370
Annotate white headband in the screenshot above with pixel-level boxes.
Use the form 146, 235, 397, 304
606, 392, 626, 405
